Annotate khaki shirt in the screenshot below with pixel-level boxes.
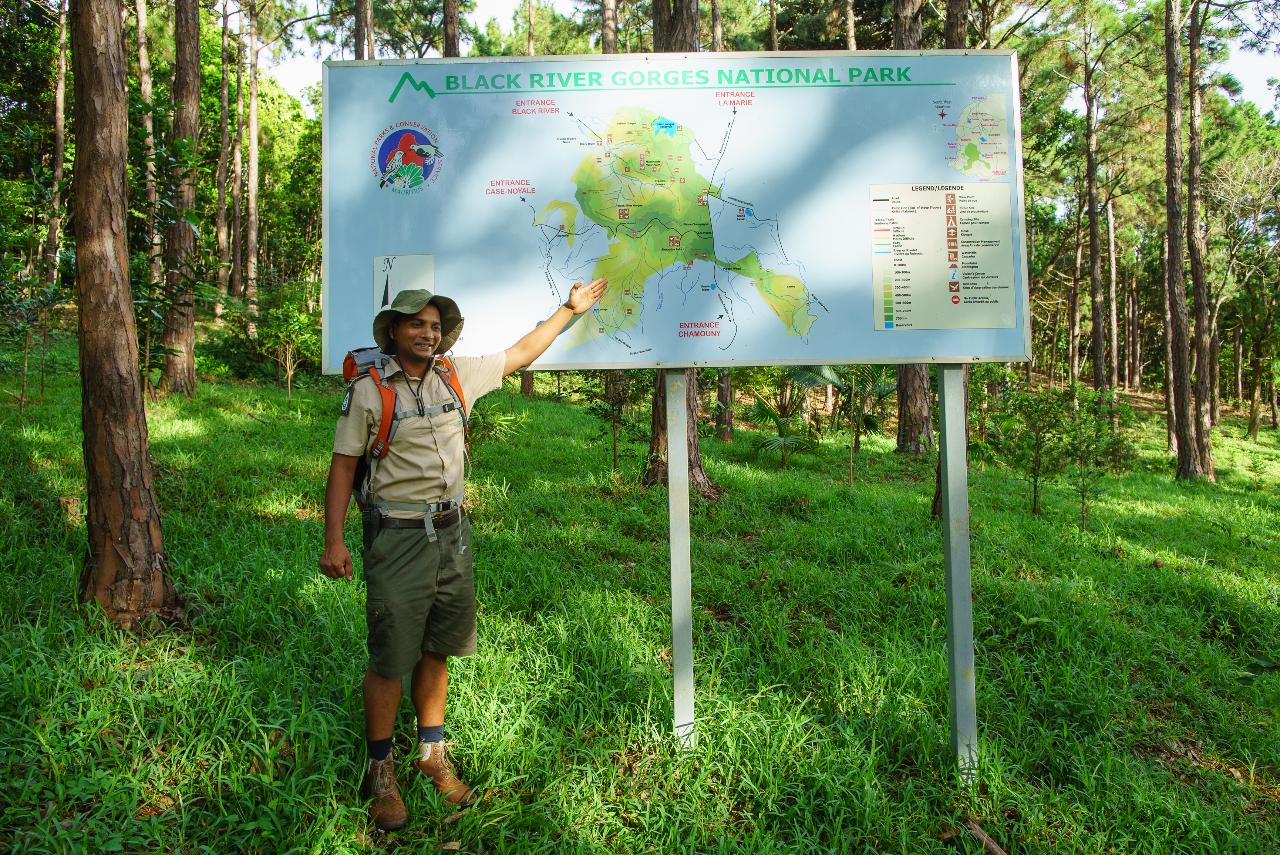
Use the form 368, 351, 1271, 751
334, 353, 504, 517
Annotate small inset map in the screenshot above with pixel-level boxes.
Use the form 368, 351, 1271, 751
949, 95, 1009, 178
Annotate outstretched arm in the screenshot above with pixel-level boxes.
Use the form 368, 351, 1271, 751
503, 278, 607, 377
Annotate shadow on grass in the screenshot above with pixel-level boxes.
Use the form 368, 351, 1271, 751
3, 358, 1280, 851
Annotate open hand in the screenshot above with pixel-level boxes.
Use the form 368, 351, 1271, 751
564, 278, 607, 315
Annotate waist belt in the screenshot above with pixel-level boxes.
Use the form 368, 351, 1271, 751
378, 507, 464, 531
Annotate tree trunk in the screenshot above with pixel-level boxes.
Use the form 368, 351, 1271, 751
769, 0, 778, 49
354, 0, 366, 59
1124, 271, 1135, 388
1085, 54, 1106, 390
1069, 202, 1083, 384
354, 0, 373, 59
1246, 337, 1267, 439
651, 0, 698, 52
71, 0, 183, 628
896, 364, 933, 454
893, 0, 931, 455
1162, 237, 1177, 453
230, 25, 244, 298
1106, 199, 1119, 390
711, 0, 722, 51
1047, 302, 1061, 385
642, 371, 721, 498
846, 0, 856, 49
603, 0, 617, 53
158, 0, 200, 396
444, 0, 460, 57
520, 370, 533, 397
893, 0, 923, 52
42, 0, 68, 293
527, 0, 535, 55
1270, 381, 1279, 430
1210, 325, 1220, 424
945, 0, 967, 50
246, 10, 260, 337
1186, 0, 1214, 477
1165, 0, 1203, 479
1234, 326, 1243, 402
715, 369, 732, 441
931, 0, 969, 517
642, 8, 716, 498
213, 2, 231, 318
134, 0, 163, 297
1131, 273, 1142, 390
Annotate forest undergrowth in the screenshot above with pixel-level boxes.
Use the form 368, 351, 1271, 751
2, 334, 1279, 853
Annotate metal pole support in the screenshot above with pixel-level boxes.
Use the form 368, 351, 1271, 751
664, 369, 696, 750
939, 364, 978, 779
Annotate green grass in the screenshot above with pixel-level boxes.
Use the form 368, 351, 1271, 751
2, 333, 1279, 853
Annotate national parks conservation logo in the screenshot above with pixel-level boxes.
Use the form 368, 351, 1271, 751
369, 122, 442, 195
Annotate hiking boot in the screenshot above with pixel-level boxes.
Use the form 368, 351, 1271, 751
413, 741, 476, 807
361, 754, 408, 831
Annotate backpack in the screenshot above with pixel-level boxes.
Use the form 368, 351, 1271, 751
341, 346, 468, 509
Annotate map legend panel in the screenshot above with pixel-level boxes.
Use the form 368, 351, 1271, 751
870, 183, 1016, 331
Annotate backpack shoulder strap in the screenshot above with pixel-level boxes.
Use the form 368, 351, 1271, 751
365, 363, 400, 460
433, 357, 468, 432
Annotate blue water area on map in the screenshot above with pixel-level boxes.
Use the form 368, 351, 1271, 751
653, 117, 677, 137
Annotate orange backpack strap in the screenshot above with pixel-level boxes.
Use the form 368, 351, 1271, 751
432, 356, 468, 436
341, 347, 401, 509
366, 363, 399, 460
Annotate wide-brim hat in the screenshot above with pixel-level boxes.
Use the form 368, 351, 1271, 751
372, 289, 464, 355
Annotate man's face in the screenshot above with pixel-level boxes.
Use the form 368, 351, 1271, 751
391, 303, 442, 361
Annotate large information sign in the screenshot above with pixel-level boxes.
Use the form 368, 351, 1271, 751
322, 51, 1030, 372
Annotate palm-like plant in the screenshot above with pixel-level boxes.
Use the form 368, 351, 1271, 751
749, 392, 819, 468
828, 365, 895, 484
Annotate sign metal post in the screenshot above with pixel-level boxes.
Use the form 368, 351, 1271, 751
939, 364, 978, 777
664, 369, 696, 750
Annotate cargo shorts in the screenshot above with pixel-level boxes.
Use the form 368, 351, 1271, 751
362, 512, 477, 677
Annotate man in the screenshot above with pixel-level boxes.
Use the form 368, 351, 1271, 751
319, 279, 606, 831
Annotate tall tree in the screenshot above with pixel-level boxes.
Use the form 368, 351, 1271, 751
134, 0, 163, 303
1164, 0, 1204, 478
445, 0, 460, 56
245, 3, 261, 336
355, 0, 374, 58
642, 0, 718, 498
651, 0, 698, 51
1107, 198, 1120, 389
158, 0, 201, 394
603, 0, 617, 52
41, 0, 68, 295
846, 0, 857, 49
71, 0, 183, 627
214, 1, 233, 317
711, 0, 722, 50
894, 0, 933, 455
230, 17, 245, 298
1185, 0, 1214, 477
769, 0, 778, 49
945, 0, 967, 49
527, 0, 535, 54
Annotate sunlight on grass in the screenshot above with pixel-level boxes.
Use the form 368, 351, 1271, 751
2, 338, 1279, 851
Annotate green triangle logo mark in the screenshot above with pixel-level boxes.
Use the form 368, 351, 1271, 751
389, 72, 436, 103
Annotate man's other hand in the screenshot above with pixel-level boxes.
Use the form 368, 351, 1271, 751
320, 542, 353, 580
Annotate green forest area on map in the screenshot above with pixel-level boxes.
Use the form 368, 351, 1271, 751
535, 107, 816, 346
